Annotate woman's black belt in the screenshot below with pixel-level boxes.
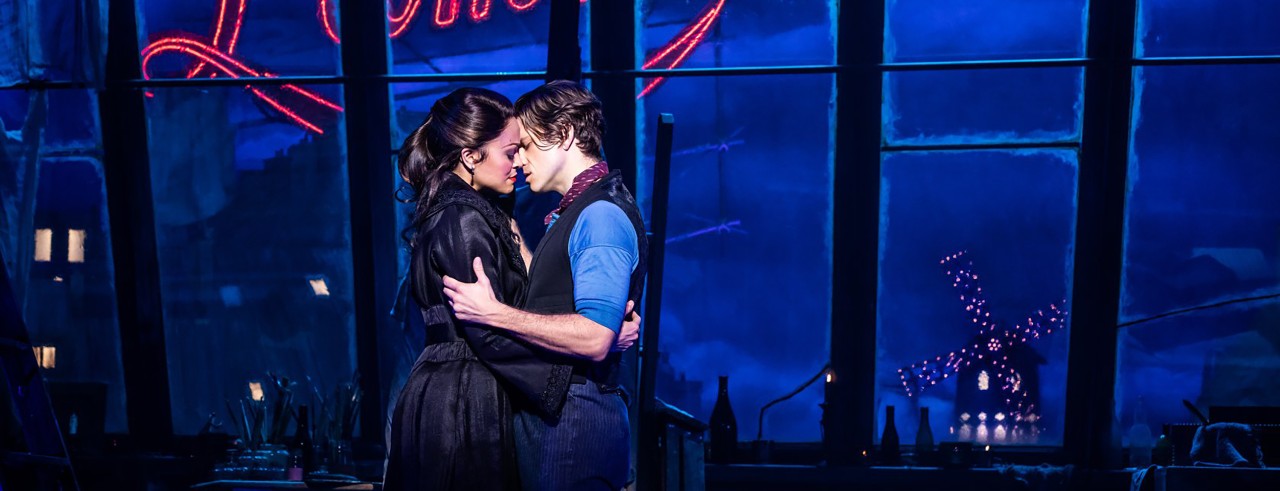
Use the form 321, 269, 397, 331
416, 341, 478, 363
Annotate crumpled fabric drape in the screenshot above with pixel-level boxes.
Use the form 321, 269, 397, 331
0, 0, 108, 87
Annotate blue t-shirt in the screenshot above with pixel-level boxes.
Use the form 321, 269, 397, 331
547, 202, 639, 332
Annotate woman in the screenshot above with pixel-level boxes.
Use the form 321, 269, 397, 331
384, 88, 635, 490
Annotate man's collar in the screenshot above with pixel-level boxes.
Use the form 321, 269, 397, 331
544, 162, 610, 225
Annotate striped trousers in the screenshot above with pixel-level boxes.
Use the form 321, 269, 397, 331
515, 382, 630, 491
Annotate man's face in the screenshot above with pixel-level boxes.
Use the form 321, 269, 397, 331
516, 122, 568, 194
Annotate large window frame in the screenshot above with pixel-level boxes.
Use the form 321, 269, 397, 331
52, 0, 1279, 470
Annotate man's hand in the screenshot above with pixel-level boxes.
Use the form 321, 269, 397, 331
442, 257, 503, 324
613, 300, 640, 352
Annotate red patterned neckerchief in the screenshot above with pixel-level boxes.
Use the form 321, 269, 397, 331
545, 161, 610, 225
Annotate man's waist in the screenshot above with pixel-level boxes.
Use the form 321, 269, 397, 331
569, 356, 620, 382
569, 371, 630, 406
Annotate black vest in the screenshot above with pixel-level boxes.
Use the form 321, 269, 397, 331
525, 170, 648, 390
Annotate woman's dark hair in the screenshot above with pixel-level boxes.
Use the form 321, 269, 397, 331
514, 80, 605, 161
397, 87, 513, 246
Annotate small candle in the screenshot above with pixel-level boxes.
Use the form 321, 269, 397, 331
824, 370, 834, 408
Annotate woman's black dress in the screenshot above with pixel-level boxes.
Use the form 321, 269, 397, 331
384, 175, 571, 491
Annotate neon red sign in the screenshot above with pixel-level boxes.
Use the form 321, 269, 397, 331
141, 0, 723, 134
639, 0, 724, 99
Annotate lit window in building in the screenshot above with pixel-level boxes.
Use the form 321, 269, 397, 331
68, 229, 87, 263
35, 229, 53, 262
309, 276, 330, 297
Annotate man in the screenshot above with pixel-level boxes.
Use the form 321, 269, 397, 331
443, 80, 648, 491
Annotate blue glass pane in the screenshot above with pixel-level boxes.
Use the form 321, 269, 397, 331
0, 90, 31, 129
580, 0, 591, 72
639, 74, 833, 442
0, 5, 18, 84
144, 84, 356, 434
36, 0, 107, 82
0, 89, 127, 433
1138, 0, 1280, 58
639, 0, 834, 73
0, 1, 106, 84
137, 0, 342, 79
884, 68, 1083, 146
1115, 298, 1280, 454
44, 89, 100, 148
885, 0, 1087, 63
390, 1, 559, 74
1121, 65, 1280, 325
877, 150, 1077, 446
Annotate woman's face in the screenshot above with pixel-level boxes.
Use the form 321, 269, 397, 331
464, 117, 521, 194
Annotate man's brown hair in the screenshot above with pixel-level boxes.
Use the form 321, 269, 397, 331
514, 80, 606, 161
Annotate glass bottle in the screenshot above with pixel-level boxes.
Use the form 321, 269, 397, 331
881, 405, 901, 465
708, 375, 738, 463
